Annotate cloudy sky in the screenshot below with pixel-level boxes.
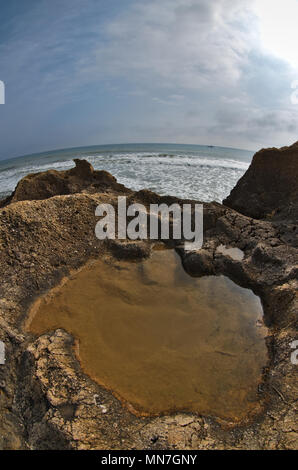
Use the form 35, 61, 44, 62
0, 0, 298, 160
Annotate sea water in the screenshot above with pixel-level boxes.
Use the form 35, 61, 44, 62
0, 143, 253, 202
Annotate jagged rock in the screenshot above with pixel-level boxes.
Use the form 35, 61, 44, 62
0, 159, 129, 207
224, 141, 298, 221
182, 249, 215, 277
0, 150, 297, 450
251, 243, 284, 267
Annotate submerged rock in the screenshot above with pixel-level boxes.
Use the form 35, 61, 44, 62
182, 249, 215, 277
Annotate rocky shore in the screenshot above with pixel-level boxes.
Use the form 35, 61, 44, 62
0, 143, 297, 449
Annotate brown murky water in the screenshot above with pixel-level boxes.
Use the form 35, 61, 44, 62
27, 249, 268, 420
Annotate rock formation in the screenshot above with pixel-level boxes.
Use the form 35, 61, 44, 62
224, 141, 298, 221
0, 158, 129, 207
0, 151, 297, 450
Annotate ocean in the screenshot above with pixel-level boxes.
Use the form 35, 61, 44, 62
0, 143, 254, 203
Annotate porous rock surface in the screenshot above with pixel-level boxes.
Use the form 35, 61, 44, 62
0, 147, 297, 449
0, 159, 129, 207
224, 141, 298, 222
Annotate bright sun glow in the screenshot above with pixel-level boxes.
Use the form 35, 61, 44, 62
254, 0, 298, 68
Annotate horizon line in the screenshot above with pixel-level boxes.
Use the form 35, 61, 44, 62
0, 141, 256, 165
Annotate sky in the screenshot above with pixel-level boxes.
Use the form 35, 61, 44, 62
0, 0, 298, 160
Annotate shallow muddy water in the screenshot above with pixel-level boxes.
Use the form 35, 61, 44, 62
216, 244, 245, 261
27, 249, 268, 419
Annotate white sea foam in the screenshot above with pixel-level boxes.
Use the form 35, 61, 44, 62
0, 145, 252, 202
